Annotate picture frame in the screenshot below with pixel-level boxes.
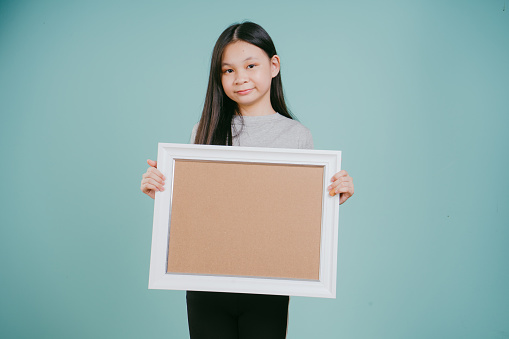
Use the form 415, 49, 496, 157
148, 143, 341, 298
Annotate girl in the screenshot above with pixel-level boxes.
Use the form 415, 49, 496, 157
140, 22, 354, 339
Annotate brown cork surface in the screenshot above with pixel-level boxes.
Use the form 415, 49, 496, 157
167, 159, 324, 280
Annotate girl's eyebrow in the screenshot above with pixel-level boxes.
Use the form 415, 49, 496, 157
222, 56, 258, 66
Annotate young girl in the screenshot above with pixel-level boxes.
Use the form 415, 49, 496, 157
140, 22, 354, 339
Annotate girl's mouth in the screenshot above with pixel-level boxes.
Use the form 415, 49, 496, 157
236, 89, 253, 95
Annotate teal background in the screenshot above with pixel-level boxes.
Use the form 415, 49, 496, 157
1, 0, 508, 338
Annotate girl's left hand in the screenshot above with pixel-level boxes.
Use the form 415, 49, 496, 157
328, 170, 354, 205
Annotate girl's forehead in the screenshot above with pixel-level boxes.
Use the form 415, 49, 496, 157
222, 41, 267, 63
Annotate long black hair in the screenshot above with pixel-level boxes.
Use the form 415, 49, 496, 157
194, 21, 293, 145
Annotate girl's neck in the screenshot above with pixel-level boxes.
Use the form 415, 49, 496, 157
237, 105, 277, 117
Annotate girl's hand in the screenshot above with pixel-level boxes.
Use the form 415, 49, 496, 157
140, 159, 166, 199
327, 170, 354, 205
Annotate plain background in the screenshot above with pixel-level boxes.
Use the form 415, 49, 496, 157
1, 0, 508, 338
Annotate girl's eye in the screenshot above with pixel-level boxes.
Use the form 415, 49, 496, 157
224, 69, 233, 74
247, 64, 255, 69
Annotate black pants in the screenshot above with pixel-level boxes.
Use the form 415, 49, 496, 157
186, 291, 289, 339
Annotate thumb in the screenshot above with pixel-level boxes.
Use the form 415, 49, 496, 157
147, 159, 157, 168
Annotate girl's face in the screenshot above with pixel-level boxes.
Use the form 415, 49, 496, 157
221, 41, 280, 115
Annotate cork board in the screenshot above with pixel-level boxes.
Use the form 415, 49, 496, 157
167, 159, 324, 280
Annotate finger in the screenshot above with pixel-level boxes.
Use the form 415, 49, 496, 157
339, 193, 352, 205
141, 179, 164, 191
327, 180, 343, 195
327, 175, 352, 191
147, 167, 166, 181
329, 183, 352, 196
336, 183, 353, 194
142, 178, 164, 191
142, 178, 165, 191
146, 182, 164, 192
143, 170, 165, 184
141, 173, 164, 187
327, 181, 339, 192
330, 170, 349, 182
141, 183, 160, 196
147, 159, 157, 167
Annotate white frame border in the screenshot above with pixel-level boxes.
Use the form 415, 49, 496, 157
148, 143, 341, 298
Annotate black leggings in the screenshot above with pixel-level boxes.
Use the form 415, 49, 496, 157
186, 291, 289, 339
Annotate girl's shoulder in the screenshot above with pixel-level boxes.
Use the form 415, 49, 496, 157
237, 113, 314, 149
274, 113, 311, 132
273, 114, 313, 144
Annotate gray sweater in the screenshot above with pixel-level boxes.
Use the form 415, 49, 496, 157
190, 113, 314, 149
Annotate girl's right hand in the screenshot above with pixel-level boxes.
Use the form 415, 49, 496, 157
140, 159, 166, 199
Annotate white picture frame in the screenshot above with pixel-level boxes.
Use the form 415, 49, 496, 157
148, 143, 341, 298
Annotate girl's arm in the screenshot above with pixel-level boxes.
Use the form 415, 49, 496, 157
140, 159, 166, 199
328, 170, 354, 205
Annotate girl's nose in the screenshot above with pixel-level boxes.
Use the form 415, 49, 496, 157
234, 70, 248, 84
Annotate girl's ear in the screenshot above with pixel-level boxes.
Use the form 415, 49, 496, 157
271, 55, 281, 78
